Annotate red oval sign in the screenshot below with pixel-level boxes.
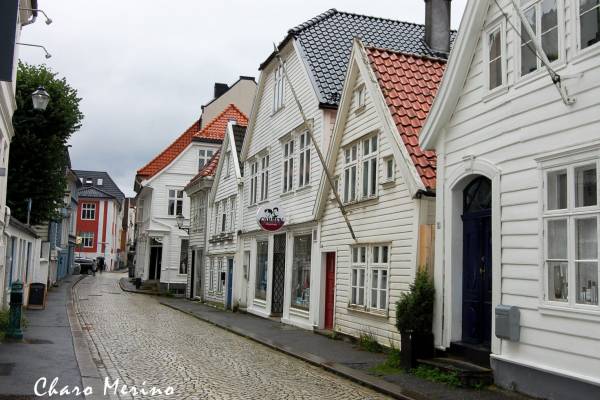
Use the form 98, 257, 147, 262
256, 204, 286, 232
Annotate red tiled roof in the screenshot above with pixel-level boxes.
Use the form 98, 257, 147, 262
185, 150, 221, 189
136, 104, 247, 180
366, 47, 445, 191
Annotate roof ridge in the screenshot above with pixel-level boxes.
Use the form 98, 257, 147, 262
137, 120, 199, 176
334, 9, 458, 33
289, 8, 338, 34
364, 45, 449, 64
79, 185, 116, 199
196, 104, 248, 138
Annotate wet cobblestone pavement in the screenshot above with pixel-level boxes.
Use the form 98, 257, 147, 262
74, 273, 389, 399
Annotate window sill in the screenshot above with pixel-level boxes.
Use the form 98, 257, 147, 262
538, 303, 600, 322
290, 306, 310, 317
296, 184, 312, 193
280, 190, 294, 198
482, 86, 509, 103
343, 196, 379, 209
513, 62, 567, 91
354, 105, 367, 115
380, 179, 395, 187
571, 42, 600, 66
271, 105, 285, 117
347, 304, 389, 318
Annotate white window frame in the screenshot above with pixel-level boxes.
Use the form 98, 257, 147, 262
343, 144, 358, 204
298, 132, 311, 188
199, 149, 214, 171
355, 84, 366, 110
383, 156, 395, 183
361, 135, 379, 199
484, 21, 507, 94
221, 199, 228, 233
167, 188, 184, 216
224, 152, 231, 178
349, 244, 391, 312
350, 245, 367, 307
282, 139, 295, 193
81, 203, 96, 220
81, 232, 94, 248
209, 258, 215, 291
273, 64, 285, 112
517, 0, 562, 79
249, 160, 258, 205
217, 258, 224, 293
370, 245, 390, 311
260, 155, 270, 202
577, 0, 600, 53
229, 195, 236, 232
539, 151, 600, 313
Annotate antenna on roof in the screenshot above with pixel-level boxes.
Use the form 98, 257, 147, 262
272, 43, 357, 241
497, 0, 575, 105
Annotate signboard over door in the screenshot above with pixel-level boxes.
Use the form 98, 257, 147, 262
256, 203, 286, 232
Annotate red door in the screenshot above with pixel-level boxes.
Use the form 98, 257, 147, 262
324, 253, 336, 330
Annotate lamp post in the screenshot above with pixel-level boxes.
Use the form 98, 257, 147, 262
176, 213, 189, 233
31, 86, 50, 111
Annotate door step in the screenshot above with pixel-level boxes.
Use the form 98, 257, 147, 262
449, 341, 491, 368
417, 357, 494, 387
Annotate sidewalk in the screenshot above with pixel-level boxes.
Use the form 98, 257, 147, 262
0, 276, 83, 398
160, 297, 529, 400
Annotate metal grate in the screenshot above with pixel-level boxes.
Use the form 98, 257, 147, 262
271, 234, 286, 315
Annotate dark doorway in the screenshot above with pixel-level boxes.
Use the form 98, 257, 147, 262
271, 234, 286, 316
189, 250, 196, 299
324, 252, 336, 330
149, 242, 162, 281
226, 258, 234, 310
461, 177, 492, 348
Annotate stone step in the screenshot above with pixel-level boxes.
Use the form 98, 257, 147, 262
417, 357, 494, 387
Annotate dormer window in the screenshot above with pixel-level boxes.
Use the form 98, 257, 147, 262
199, 149, 214, 170
97, 178, 103, 186
85, 178, 93, 185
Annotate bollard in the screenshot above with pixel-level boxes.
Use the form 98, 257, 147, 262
7, 280, 24, 340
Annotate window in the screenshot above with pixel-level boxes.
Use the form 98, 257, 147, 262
179, 239, 189, 275
213, 201, 220, 235
298, 132, 311, 188
225, 153, 231, 178
85, 178, 93, 185
249, 161, 258, 205
350, 244, 390, 311
229, 196, 236, 231
520, 0, 559, 76
355, 84, 366, 109
291, 234, 312, 310
488, 25, 504, 90
191, 196, 204, 233
168, 189, 184, 216
543, 161, 599, 306
255, 240, 268, 300
221, 199, 227, 233
343, 144, 358, 203
260, 155, 269, 201
350, 246, 367, 306
383, 157, 395, 182
580, 0, 600, 50
81, 203, 96, 220
217, 258, 224, 293
273, 64, 285, 112
209, 258, 215, 291
361, 136, 378, 198
81, 232, 94, 248
97, 178, 103, 186
199, 149, 214, 170
283, 140, 294, 193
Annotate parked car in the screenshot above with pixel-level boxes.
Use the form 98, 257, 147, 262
74, 257, 94, 274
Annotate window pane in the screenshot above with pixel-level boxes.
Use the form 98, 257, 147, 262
548, 219, 568, 259
360, 247, 366, 263
168, 200, 174, 215
291, 234, 312, 310
373, 246, 379, 263
351, 166, 357, 201
576, 218, 598, 260
372, 137, 378, 152
547, 170, 567, 210
522, 7, 536, 42
344, 169, 350, 202
542, 0, 558, 32
363, 139, 370, 156
255, 241, 268, 300
489, 59, 502, 89
387, 159, 393, 179
362, 161, 369, 197
382, 246, 389, 263
575, 165, 597, 207
199, 150, 205, 157
371, 289, 378, 308
370, 158, 377, 195
169, 190, 175, 198
548, 261, 568, 301
489, 29, 501, 60
581, 2, 600, 49
380, 271, 388, 309
521, 44, 538, 75
352, 269, 357, 286
542, 28, 559, 62
359, 269, 365, 286
576, 262, 599, 305
177, 190, 183, 198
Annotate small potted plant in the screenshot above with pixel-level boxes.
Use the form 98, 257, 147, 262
396, 270, 435, 369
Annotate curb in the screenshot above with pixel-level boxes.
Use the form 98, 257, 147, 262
118, 277, 159, 296
159, 301, 426, 400
67, 275, 106, 399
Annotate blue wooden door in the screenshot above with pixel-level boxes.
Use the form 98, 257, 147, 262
226, 258, 233, 309
461, 177, 492, 347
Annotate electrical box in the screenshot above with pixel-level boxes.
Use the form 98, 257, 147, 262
495, 305, 520, 341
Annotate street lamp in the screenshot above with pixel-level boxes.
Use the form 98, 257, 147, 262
176, 213, 189, 233
31, 86, 50, 111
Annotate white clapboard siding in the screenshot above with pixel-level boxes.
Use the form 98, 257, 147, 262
320, 65, 426, 347
436, 0, 600, 383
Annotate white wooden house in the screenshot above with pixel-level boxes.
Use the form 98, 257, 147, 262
238, 7, 453, 330
204, 122, 246, 308
134, 104, 250, 293
315, 39, 445, 345
419, 0, 600, 397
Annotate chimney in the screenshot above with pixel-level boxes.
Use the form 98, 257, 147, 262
213, 83, 229, 99
425, 0, 451, 54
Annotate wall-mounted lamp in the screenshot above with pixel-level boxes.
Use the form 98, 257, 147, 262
32, 86, 50, 111
176, 213, 189, 233
17, 42, 51, 59
19, 8, 53, 25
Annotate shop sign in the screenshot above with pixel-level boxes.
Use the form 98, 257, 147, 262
256, 203, 286, 232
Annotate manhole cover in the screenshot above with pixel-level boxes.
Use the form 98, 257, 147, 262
0, 362, 15, 376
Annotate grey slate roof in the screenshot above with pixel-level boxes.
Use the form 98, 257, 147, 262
78, 186, 117, 200
232, 124, 246, 171
262, 9, 457, 107
74, 170, 125, 203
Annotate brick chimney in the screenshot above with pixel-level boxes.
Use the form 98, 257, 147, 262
213, 83, 229, 99
425, 0, 451, 54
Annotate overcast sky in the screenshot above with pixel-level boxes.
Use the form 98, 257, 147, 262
18, 0, 467, 197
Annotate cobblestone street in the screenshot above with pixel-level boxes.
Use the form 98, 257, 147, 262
74, 273, 388, 400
